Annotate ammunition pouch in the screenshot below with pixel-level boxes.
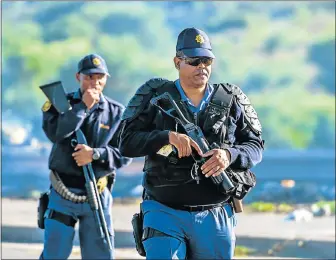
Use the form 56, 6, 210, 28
37, 191, 50, 229
50, 170, 107, 203
131, 207, 146, 257
225, 168, 256, 200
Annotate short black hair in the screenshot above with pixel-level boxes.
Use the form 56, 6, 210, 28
176, 50, 185, 58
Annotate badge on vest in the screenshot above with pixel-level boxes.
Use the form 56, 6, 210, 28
157, 144, 174, 157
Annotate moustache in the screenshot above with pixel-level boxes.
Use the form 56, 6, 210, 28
195, 71, 208, 77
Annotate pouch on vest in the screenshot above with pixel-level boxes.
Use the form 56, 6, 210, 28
225, 168, 256, 200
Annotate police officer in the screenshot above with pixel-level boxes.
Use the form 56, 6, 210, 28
118, 28, 264, 259
40, 54, 131, 259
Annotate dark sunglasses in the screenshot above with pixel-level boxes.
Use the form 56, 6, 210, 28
179, 56, 213, 66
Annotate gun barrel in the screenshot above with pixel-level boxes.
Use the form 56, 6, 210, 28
76, 130, 113, 250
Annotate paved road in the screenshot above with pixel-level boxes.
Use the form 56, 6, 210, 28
1, 198, 335, 259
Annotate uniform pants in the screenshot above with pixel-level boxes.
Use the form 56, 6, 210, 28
40, 187, 114, 259
142, 199, 237, 259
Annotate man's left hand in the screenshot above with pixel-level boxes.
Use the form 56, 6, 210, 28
201, 149, 231, 178
72, 144, 93, 167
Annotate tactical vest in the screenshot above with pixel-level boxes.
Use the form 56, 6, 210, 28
122, 78, 261, 192
145, 81, 236, 187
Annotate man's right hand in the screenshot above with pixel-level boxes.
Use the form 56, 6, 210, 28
82, 89, 100, 109
168, 131, 203, 158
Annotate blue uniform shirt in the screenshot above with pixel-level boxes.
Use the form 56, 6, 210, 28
174, 79, 214, 113
42, 89, 132, 183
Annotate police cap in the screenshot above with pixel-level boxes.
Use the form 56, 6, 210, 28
176, 27, 215, 58
77, 54, 110, 76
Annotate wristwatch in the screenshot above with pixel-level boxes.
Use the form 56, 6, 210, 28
92, 149, 100, 160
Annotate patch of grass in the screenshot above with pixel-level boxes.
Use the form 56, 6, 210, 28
248, 201, 277, 212
234, 245, 256, 257
245, 200, 335, 214
276, 203, 294, 213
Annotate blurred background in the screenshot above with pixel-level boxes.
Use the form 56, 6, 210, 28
1, 1, 335, 259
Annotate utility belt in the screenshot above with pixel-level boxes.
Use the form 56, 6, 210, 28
162, 201, 230, 212
49, 170, 107, 203
143, 192, 231, 212
37, 171, 108, 229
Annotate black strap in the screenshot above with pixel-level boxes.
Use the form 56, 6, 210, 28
209, 84, 234, 138
142, 227, 170, 241
46, 209, 77, 227
211, 84, 234, 108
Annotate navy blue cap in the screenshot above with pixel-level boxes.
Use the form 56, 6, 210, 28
77, 54, 110, 76
176, 27, 215, 58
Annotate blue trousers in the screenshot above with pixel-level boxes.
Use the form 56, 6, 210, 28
40, 187, 114, 259
141, 200, 237, 259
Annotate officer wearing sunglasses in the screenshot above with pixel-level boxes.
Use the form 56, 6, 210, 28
119, 28, 264, 259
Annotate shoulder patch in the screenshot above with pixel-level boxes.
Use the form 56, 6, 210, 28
41, 100, 52, 112
122, 78, 170, 121
231, 84, 262, 135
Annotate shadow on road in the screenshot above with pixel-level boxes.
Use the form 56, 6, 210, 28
1, 225, 335, 259
237, 236, 335, 258
1, 225, 135, 248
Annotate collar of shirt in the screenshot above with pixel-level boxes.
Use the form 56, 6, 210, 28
174, 79, 214, 113
73, 89, 106, 110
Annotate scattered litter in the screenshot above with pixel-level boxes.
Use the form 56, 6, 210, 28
284, 208, 313, 222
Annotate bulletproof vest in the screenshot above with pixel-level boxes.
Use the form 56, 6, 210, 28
144, 81, 234, 187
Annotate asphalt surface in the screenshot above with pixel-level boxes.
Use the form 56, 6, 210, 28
1, 198, 335, 259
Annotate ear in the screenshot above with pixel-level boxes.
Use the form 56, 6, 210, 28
173, 57, 180, 70
75, 73, 80, 82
